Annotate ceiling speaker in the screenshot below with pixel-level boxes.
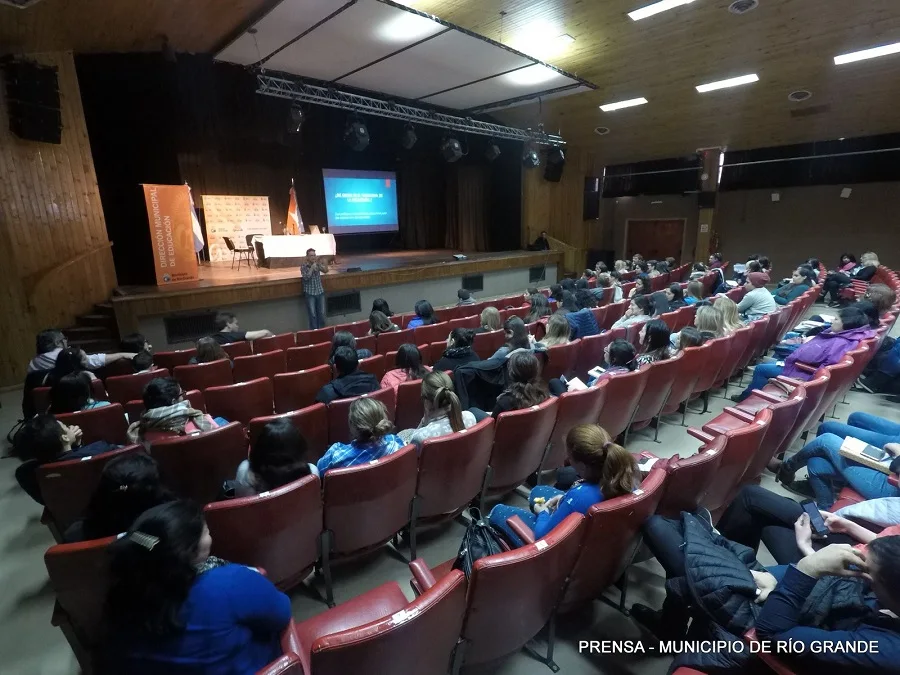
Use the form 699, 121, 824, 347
544, 147, 566, 182
440, 137, 463, 162
343, 120, 369, 151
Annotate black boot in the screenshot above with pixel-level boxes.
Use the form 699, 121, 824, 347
631, 599, 690, 641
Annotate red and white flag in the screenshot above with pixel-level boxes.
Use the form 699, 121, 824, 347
287, 180, 303, 235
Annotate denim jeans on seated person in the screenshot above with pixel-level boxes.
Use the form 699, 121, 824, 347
817, 411, 900, 447
735, 362, 784, 401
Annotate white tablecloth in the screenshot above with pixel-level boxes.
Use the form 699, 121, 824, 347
257, 234, 336, 258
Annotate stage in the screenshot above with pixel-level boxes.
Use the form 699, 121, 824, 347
112, 248, 562, 339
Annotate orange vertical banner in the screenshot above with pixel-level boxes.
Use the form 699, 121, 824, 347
142, 184, 200, 285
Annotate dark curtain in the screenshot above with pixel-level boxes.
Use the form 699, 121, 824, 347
398, 161, 446, 249
446, 166, 489, 251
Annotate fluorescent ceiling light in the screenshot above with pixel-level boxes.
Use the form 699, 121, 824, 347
695, 73, 759, 92
599, 97, 648, 112
504, 64, 561, 86
376, 12, 442, 43
628, 0, 696, 21
834, 41, 900, 65
509, 20, 576, 59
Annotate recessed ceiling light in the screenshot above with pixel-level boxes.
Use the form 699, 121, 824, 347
376, 12, 442, 42
504, 64, 560, 86
509, 21, 577, 59
788, 89, 812, 102
834, 41, 900, 65
599, 97, 648, 112
628, 0, 697, 21
695, 73, 759, 93
594, 126, 610, 135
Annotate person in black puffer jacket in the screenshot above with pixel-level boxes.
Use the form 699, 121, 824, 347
433, 328, 480, 372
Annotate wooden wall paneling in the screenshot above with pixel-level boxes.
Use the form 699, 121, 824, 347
0, 51, 117, 387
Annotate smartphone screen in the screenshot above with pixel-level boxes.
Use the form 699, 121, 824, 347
801, 500, 828, 536
861, 445, 888, 461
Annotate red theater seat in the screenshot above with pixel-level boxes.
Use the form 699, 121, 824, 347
413, 322, 450, 347
629, 352, 684, 441
33, 378, 108, 415
656, 436, 726, 517
221, 341, 253, 359
296, 326, 335, 346
542, 381, 607, 474
687, 336, 731, 411
104, 368, 168, 404
660, 342, 708, 422
205, 377, 274, 425
124, 389, 204, 423
542, 339, 580, 381
327, 387, 397, 445
394, 378, 425, 431
320, 444, 418, 605
355, 334, 376, 354
286, 342, 331, 372
57, 403, 129, 445
485, 396, 559, 496
575, 332, 613, 380
233, 350, 286, 383
472, 329, 504, 358
375, 328, 415, 355
333, 320, 369, 338
204, 474, 322, 590
249, 404, 330, 463
151, 422, 249, 504
173, 359, 233, 391
358, 354, 386, 380
253, 332, 296, 352
154, 348, 196, 370
596, 367, 649, 439
273, 365, 332, 413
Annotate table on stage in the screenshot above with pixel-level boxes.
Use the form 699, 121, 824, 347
255, 234, 336, 268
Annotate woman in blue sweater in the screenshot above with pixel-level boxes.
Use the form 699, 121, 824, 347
106, 500, 291, 675
489, 424, 639, 546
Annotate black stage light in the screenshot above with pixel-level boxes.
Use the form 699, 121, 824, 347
522, 146, 540, 168
544, 147, 566, 181
440, 136, 463, 162
344, 119, 369, 151
288, 106, 304, 133
401, 125, 417, 150
484, 140, 501, 161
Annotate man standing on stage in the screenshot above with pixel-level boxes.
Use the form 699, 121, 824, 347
301, 248, 328, 329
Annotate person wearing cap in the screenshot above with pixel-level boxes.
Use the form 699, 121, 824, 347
737, 272, 778, 321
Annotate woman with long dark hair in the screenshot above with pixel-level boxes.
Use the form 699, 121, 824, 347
491, 316, 532, 359
666, 283, 686, 310
492, 351, 548, 417
368, 310, 399, 336
407, 300, 437, 328
234, 417, 316, 496
636, 319, 672, 365
433, 328, 480, 371
381, 343, 431, 392
49, 371, 110, 413
525, 293, 552, 324
106, 501, 291, 674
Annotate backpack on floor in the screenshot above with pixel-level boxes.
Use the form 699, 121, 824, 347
452, 508, 506, 579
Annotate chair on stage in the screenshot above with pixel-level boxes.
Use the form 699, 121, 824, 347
224, 236, 253, 270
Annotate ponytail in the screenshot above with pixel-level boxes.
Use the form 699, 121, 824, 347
565, 424, 638, 498
599, 442, 638, 498
434, 386, 465, 432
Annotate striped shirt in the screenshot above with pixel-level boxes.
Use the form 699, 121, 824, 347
316, 434, 404, 474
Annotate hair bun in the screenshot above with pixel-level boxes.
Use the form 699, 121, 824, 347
374, 419, 393, 435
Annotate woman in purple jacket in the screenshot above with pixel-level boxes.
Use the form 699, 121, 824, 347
731, 306, 874, 402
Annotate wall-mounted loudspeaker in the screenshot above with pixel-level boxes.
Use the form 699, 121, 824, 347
583, 176, 600, 220
543, 147, 566, 182
2, 58, 62, 144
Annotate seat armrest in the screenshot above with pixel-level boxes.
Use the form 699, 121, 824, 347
687, 427, 715, 443
775, 375, 805, 386
507, 515, 536, 546
722, 406, 755, 424
409, 557, 437, 592
281, 619, 301, 656
794, 362, 817, 374
890, 474, 899, 488
748, 388, 784, 404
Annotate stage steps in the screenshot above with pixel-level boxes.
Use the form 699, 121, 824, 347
63, 301, 120, 354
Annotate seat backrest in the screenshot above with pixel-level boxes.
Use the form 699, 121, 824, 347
543, 382, 608, 472
57, 403, 129, 445
690, 336, 731, 395
296, 326, 335, 347
173, 359, 233, 391
740, 387, 806, 484
37, 444, 142, 531
460, 513, 584, 666
735, 316, 769, 373
394, 378, 425, 431
154, 348, 196, 370
333, 320, 369, 338
375, 328, 415, 355
656, 437, 726, 517
253, 332, 296, 353
805, 357, 855, 432
309, 571, 467, 675
416, 418, 495, 520
659, 310, 680, 331
249, 403, 330, 462
632, 352, 683, 425
358, 354, 386, 380
542, 339, 580, 381
661, 343, 709, 415
413, 322, 450, 347
45, 536, 115, 647
285, 342, 332, 372
472, 329, 504, 357
233, 350, 286, 383
327, 387, 397, 445
715, 325, 753, 384
559, 467, 667, 613
759, 308, 785, 353
273, 365, 332, 413
205, 377, 274, 425
355, 334, 377, 354
221, 341, 253, 359
605, 301, 627, 326
488, 396, 559, 494
575, 332, 614, 380
607, 325, 627, 343
591, 305, 608, 329
322, 444, 418, 555
595, 367, 649, 439
151, 422, 248, 504
104, 368, 169, 404
768, 370, 831, 459
204, 474, 322, 590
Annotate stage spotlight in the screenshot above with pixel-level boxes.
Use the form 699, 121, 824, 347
288, 106, 304, 133
440, 136, 463, 162
484, 140, 501, 161
344, 119, 369, 151
522, 146, 540, 168
400, 125, 417, 150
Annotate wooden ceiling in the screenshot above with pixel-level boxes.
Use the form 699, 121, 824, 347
4, 0, 900, 163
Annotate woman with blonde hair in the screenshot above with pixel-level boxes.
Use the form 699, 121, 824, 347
401, 371, 477, 448
488, 424, 639, 547
192, 337, 230, 365
316, 398, 404, 474
684, 280, 704, 305
614, 260, 628, 273
478, 306, 502, 333
713, 296, 742, 335
538, 313, 571, 348
694, 304, 724, 340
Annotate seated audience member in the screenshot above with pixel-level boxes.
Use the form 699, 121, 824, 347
549, 284, 565, 303
689, 263, 707, 281
490, 316, 532, 360
329, 330, 373, 363
132, 350, 155, 373
406, 300, 437, 328
856, 300, 882, 329
191, 337, 231, 365
864, 282, 897, 316
648, 291, 670, 317
773, 265, 815, 305
560, 278, 576, 293
484, 351, 548, 419
106, 501, 291, 675
684, 280, 704, 304
758, 255, 772, 274
368, 310, 399, 336
837, 252, 858, 273
210, 311, 273, 344
317, 398, 404, 474
477, 306, 502, 333
65, 453, 174, 543
433, 328, 480, 372
121, 333, 152, 355
14, 413, 118, 504
694, 304, 725, 340
666, 283, 686, 310
234, 418, 316, 497
655, 260, 671, 276
674, 326, 705, 351
315, 346, 380, 405
738, 259, 762, 286
713, 295, 742, 335
582, 269, 596, 281
629, 275, 653, 299
555, 291, 578, 315
733, 306, 874, 401
595, 261, 609, 274
611, 295, 653, 329
28, 328, 135, 374
822, 251, 879, 305
665, 256, 676, 268
806, 257, 821, 279
564, 290, 600, 339
635, 320, 672, 365
708, 252, 724, 268
538, 313, 571, 348
47, 347, 102, 384
381, 343, 430, 392
575, 277, 590, 291
400, 371, 476, 448
551, 339, 637, 396
129, 377, 223, 443
371, 298, 393, 317
647, 262, 661, 279
49, 371, 111, 413
614, 260, 628, 273
456, 288, 476, 306
488, 424, 638, 547
594, 272, 623, 303
525, 293, 552, 325
737, 272, 777, 320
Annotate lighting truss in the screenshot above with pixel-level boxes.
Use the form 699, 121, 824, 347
256, 74, 565, 147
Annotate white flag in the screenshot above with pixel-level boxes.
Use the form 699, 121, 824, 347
187, 184, 204, 252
